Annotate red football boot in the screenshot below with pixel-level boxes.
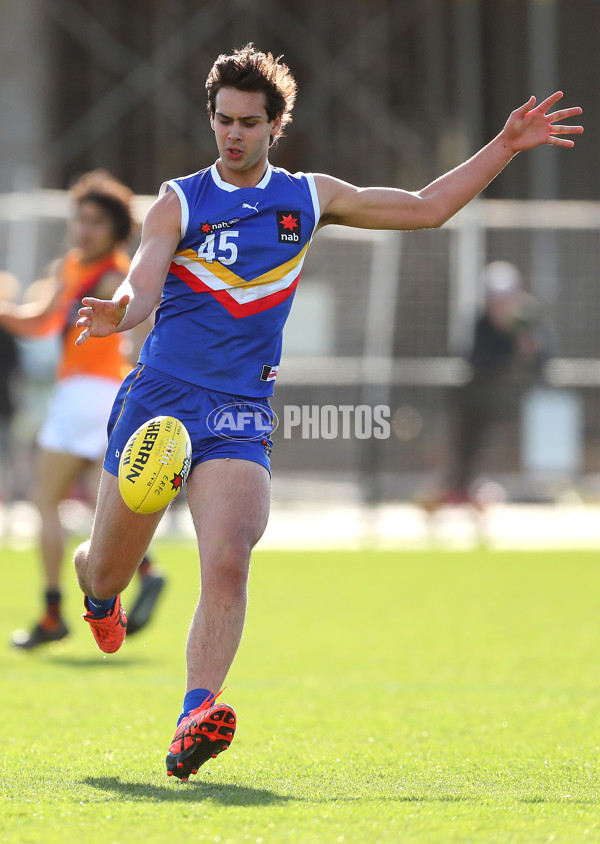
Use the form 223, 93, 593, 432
166, 693, 236, 782
82, 595, 127, 654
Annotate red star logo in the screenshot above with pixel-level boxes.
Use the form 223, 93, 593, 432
201, 222, 212, 234
170, 472, 183, 491
280, 214, 298, 231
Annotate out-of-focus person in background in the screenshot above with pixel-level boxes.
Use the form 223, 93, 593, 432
0, 170, 165, 649
422, 261, 549, 513
0, 271, 21, 517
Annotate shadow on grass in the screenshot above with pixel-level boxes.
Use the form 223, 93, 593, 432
83, 775, 294, 805
79, 777, 600, 807
46, 655, 142, 668
520, 795, 598, 805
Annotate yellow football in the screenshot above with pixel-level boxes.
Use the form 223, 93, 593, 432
118, 416, 192, 514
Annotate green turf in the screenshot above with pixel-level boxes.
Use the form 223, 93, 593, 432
1, 540, 600, 842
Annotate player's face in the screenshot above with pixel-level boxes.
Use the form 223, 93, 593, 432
71, 200, 118, 261
211, 87, 282, 186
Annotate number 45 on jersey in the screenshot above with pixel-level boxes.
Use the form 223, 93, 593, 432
197, 231, 239, 265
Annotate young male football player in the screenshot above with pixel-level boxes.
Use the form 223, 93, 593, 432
73, 45, 582, 781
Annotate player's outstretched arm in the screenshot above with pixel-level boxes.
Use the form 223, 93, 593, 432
0, 262, 62, 337
75, 190, 181, 345
316, 91, 583, 232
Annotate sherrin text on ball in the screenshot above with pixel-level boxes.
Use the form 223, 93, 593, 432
118, 416, 191, 513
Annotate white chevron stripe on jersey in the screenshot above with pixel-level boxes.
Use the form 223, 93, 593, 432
171, 246, 310, 305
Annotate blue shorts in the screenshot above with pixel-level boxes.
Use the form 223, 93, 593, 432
103, 365, 274, 477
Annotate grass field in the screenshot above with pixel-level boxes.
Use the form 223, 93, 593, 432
1, 540, 600, 843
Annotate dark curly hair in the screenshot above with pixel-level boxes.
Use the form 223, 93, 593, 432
206, 44, 297, 145
70, 169, 133, 242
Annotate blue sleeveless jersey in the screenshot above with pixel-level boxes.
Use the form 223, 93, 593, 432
138, 163, 320, 397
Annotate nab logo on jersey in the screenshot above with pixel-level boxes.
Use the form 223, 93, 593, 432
276, 210, 301, 243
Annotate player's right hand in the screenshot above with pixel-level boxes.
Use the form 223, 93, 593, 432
75, 293, 130, 344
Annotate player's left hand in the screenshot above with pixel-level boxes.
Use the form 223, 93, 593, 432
502, 92, 583, 153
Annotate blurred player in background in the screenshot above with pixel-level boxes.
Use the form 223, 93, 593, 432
72, 45, 582, 780
0, 171, 165, 649
422, 261, 549, 515
0, 271, 21, 517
